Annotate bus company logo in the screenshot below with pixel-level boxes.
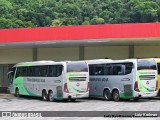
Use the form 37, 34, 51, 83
76, 83, 80, 87
1, 112, 42, 118
2, 112, 11, 117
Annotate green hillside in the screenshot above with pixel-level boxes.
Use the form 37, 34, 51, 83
0, 0, 160, 28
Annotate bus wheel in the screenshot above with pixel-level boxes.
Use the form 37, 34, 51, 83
103, 89, 112, 101
48, 91, 54, 102
42, 90, 48, 101
113, 90, 120, 102
15, 88, 20, 97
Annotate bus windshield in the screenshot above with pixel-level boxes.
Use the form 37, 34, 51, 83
67, 62, 88, 72
157, 63, 160, 74
137, 59, 156, 70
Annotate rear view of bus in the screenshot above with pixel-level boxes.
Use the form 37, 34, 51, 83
154, 59, 160, 96
63, 61, 89, 101
134, 59, 158, 98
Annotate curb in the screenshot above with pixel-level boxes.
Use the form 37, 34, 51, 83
0, 94, 14, 97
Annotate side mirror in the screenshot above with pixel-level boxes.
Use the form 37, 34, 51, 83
7, 71, 13, 79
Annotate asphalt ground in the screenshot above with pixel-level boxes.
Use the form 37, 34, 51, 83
0, 94, 160, 120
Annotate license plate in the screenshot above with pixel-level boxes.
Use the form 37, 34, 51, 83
76, 94, 80, 97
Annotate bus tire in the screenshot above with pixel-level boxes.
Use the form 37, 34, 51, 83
15, 88, 20, 97
48, 90, 54, 102
103, 89, 112, 101
42, 90, 48, 101
112, 90, 120, 102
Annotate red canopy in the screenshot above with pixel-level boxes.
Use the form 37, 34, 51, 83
0, 23, 160, 43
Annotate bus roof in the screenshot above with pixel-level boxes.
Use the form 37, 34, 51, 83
86, 58, 156, 65
85, 59, 112, 64
86, 59, 134, 64
152, 58, 160, 63
14, 60, 55, 67
14, 60, 88, 67
133, 58, 160, 63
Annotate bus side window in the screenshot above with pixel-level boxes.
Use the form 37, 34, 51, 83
48, 65, 57, 77
113, 65, 124, 75
104, 64, 112, 75
94, 65, 104, 75
28, 66, 35, 77
39, 66, 48, 77
89, 65, 95, 75
21, 67, 27, 76
56, 65, 63, 77
35, 66, 41, 77
124, 63, 133, 75
48, 66, 52, 77
15, 67, 22, 78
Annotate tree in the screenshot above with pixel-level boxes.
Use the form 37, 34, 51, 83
0, 17, 13, 28
0, 0, 13, 17
91, 16, 104, 24
0, 0, 159, 28
51, 19, 63, 26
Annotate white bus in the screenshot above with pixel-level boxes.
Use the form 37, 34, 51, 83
8, 60, 89, 102
87, 59, 158, 101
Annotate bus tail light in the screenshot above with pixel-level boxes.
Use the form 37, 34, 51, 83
155, 80, 158, 91
134, 81, 140, 92
86, 82, 90, 92
64, 83, 69, 93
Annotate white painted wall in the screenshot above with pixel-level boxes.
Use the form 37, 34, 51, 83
0, 48, 32, 64
135, 46, 160, 58
85, 46, 129, 60
38, 47, 79, 61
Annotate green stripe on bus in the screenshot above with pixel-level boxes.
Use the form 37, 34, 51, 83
16, 64, 33, 67
67, 72, 85, 94
137, 70, 155, 92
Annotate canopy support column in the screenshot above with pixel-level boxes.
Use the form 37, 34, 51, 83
79, 46, 85, 60
33, 48, 38, 61
129, 45, 134, 58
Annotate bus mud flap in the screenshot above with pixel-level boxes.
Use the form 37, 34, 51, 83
56, 86, 63, 98
124, 85, 132, 97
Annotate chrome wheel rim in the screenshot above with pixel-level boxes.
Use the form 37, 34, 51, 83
114, 93, 119, 101
104, 92, 108, 100
49, 92, 53, 101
